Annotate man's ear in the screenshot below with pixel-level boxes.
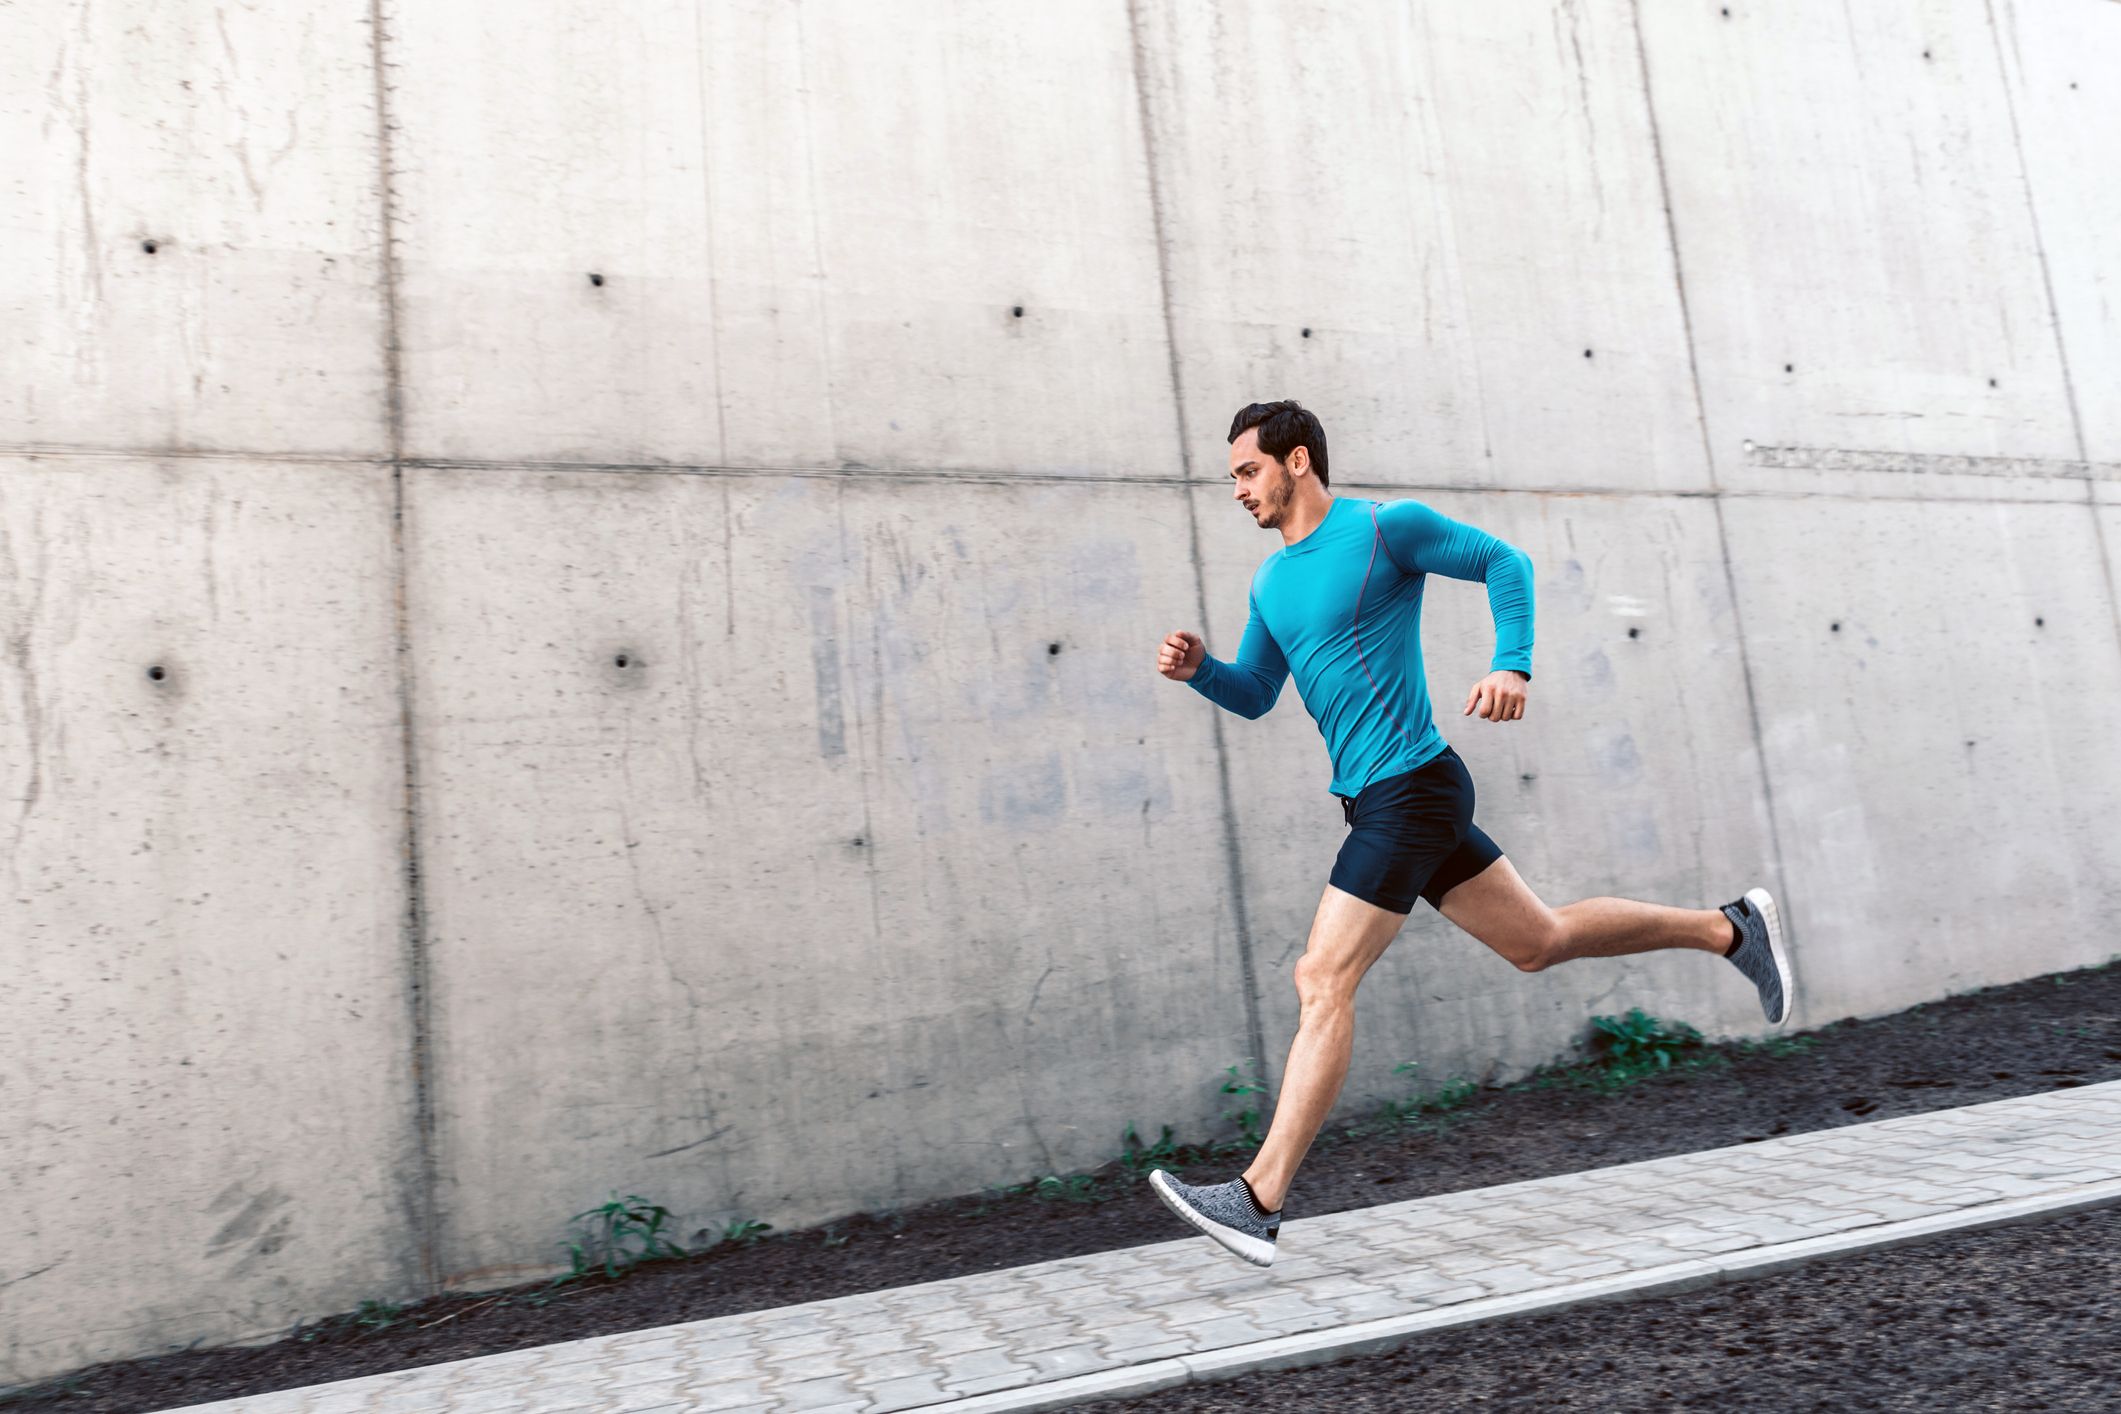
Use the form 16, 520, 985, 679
1288, 445, 1310, 477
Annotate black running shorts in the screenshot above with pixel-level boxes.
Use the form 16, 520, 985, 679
1328, 746, 1504, 915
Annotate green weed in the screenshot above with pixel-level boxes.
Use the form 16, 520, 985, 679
561, 1192, 688, 1282
1738, 1034, 1821, 1059
1117, 1122, 1184, 1177
353, 1298, 406, 1332
1217, 1059, 1269, 1154
717, 1218, 774, 1246
1591, 1008, 1706, 1079
1368, 1061, 1480, 1131
1033, 1173, 1104, 1204
0, 1375, 87, 1406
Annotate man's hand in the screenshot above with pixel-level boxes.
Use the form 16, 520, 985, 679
1158, 630, 1206, 682
1463, 669, 1528, 722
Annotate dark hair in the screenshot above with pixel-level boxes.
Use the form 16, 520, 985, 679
1227, 400, 1329, 488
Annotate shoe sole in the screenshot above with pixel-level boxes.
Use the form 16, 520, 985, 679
1148, 1170, 1276, 1267
1745, 885, 1794, 1027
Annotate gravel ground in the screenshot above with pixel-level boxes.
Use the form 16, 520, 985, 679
1080, 1204, 2121, 1412
5, 960, 2118, 1411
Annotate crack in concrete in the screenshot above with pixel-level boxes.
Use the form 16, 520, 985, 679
1124, 0, 1270, 1097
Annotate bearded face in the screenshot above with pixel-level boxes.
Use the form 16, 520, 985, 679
1251, 462, 1296, 527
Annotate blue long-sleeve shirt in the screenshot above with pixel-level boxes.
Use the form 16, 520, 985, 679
1189, 496, 1534, 797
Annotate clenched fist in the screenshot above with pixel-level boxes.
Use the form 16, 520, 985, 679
1158, 630, 1206, 682
1463, 669, 1529, 722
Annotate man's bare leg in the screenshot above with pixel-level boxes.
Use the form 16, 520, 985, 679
1434, 855, 1730, 972
1240, 884, 1409, 1213
1238, 862, 1744, 1212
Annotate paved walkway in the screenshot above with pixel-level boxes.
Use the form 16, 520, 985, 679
171, 1082, 2121, 1413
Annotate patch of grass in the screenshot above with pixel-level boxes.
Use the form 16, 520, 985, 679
285, 1296, 418, 1345
1117, 1122, 1184, 1177
716, 1218, 774, 1246
953, 1180, 1032, 1218
0, 1375, 88, 1406
353, 1298, 407, 1332
1216, 1059, 1269, 1155
1033, 1173, 1105, 1204
561, 1193, 688, 1283
1592, 1007, 1706, 1076
1737, 1034, 1821, 1059
1514, 1008, 1730, 1094
1360, 1061, 1481, 1135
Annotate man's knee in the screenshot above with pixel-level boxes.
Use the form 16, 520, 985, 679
1292, 952, 1358, 1012
1506, 915, 1568, 973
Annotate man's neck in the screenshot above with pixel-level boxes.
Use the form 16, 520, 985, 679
1278, 493, 1336, 548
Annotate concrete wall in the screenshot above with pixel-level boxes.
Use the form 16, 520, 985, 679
3, 0, 2117, 1386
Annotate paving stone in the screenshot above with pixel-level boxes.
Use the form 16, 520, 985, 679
1090, 1319, 1188, 1360
839, 1327, 917, 1360
862, 1373, 953, 1412
1542, 1256, 1630, 1278
773, 1374, 866, 1410
1171, 1313, 1278, 1348
1140, 1296, 1230, 1328
606, 1380, 697, 1411
761, 1348, 852, 1382
1020, 1343, 1127, 1379
672, 1333, 762, 1365
604, 1355, 695, 1389
937, 1346, 1035, 1387
680, 1379, 774, 1411
847, 1347, 935, 1382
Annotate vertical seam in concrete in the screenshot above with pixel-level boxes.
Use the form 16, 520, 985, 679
1124, 0, 1269, 1088
691, 4, 729, 466
368, 0, 441, 1295
1626, 0, 1794, 938
1981, 0, 2121, 660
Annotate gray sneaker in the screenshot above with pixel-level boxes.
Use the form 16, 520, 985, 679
1722, 886, 1793, 1025
1148, 1171, 1280, 1266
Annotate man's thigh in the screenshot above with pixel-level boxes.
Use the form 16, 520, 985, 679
1298, 883, 1413, 994
1434, 855, 1553, 971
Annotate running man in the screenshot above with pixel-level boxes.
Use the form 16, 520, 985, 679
1147, 400, 1791, 1267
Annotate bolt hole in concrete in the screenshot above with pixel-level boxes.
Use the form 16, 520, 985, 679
1048, 642, 1062, 655
851, 837, 865, 847
589, 272, 604, 287
1989, 377, 1998, 387
1721, 6, 1729, 15
142, 239, 158, 253
1784, 362, 1794, 373
147, 665, 165, 681
1832, 622, 1841, 632
2036, 617, 2044, 628
615, 654, 629, 667
1011, 305, 1024, 318
1301, 327, 1312, 338
1627, 626, 1641, 640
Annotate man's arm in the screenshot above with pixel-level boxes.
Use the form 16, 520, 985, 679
1158, 597, 1289, 719
1374, 499, 1534, 681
